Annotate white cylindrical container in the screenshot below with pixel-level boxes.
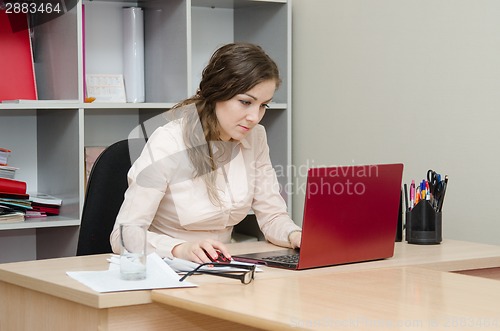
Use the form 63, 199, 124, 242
123, 7, 145, 103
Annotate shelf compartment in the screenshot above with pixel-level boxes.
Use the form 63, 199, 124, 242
0, 216, 80, 231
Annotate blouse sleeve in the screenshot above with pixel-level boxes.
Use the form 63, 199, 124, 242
250, 126, 302, 248
109, 124, 186, 258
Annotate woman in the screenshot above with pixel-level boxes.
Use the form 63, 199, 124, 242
110, 43, 302, 263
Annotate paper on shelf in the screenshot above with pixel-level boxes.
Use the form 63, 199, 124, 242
28, 192, 63, 206
66, 253, 196, 293
1, 99, 78, 104
85, 74, 126, 103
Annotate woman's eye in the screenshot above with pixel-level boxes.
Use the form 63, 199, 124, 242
240, 100, 251, 106
261, 103, 270, 109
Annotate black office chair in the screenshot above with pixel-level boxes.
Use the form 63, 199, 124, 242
233, 214, 265, 242
76, 138, 145, 256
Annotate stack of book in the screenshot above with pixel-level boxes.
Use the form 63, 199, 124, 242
0, 177, 30, 223
0, 147, 18, 180
0, 146, 63, 220
0, 178, 64, 222
0, 165, 17, 179
29, 193, 63, 216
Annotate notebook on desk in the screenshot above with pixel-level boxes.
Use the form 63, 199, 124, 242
233, 163, 404, 270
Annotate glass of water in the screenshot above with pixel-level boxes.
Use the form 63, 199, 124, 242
119, 223, 147, 280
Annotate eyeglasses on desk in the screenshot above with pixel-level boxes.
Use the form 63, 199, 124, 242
179, 262, 256, 285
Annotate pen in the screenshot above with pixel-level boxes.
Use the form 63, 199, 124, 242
425, 181, 430, 200
437, 175, 448, 212
415, 186, 421, 205
420, 180, 426, 201
404, 184, 409, 212
409, 180, 415, 210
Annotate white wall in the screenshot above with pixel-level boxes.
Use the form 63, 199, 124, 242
291, 0, 500, 245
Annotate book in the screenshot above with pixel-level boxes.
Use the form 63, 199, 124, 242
0, 148, 11, 166
0, 9, 37, 102
29, 193, 62, 206
0, 177, 27, 195
0, 197, 31, 210
0, 211, 25, 223
28, 193, 62, 216
85, 146, 106, 187
31, 204, 59, 215
0, 192, 29, 200
83, 4, 87, 101
0, 165, 18, 179
1, 99, 78, 104
25, 210, 47, 218
0, 203, 27, 223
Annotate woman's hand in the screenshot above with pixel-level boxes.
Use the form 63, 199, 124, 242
289, 231, 302, 249
172, 239, 232, 263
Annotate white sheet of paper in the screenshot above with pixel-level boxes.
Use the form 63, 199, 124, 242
67, 253, 196, 292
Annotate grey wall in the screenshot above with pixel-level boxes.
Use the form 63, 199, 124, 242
291, 0, 500, 245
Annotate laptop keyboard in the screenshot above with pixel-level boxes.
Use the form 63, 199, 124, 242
263, 254, 299, 264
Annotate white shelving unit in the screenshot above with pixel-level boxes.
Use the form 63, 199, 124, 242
0, 0, 292, 263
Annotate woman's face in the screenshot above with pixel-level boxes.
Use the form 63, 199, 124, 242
215, 79, 276, 141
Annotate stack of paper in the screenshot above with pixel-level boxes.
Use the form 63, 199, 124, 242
0, 165, 18, 179
29, 193, 63, 216
0, 148, 11, 166
0, 177, 29, 223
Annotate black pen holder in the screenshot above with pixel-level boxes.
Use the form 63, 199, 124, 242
405, 200, 442, 245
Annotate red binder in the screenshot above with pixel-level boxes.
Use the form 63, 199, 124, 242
0, 9, 37, 102
31, 204, 60, 215
0, 192, 29, 200
0, 178, 27, 195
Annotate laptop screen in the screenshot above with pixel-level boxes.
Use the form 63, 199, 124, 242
297, 163, 403, 269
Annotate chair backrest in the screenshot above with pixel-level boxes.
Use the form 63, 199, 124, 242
76, 138, 145, 256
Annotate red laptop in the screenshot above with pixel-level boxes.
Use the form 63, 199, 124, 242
234, 163, 404, 270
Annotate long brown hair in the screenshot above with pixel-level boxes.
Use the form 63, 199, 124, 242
172, 43, 281, 205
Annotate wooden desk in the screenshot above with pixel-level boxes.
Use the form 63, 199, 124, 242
154, 267, 500, 331
1, 240, 500, 330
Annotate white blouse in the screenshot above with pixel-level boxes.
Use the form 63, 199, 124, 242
110, 115, 301, 258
